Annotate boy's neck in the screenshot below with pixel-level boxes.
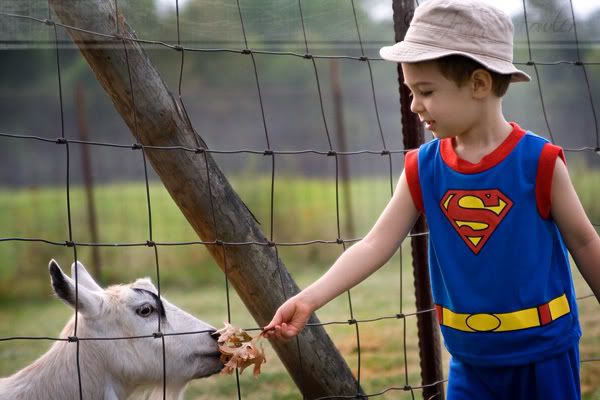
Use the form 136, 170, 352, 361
452, 105, 512, 164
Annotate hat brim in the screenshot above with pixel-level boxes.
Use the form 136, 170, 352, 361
380, 41, 531, 83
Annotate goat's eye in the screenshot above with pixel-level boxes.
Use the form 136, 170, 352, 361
136, 304, 154, 317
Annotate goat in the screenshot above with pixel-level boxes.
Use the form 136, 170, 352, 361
0, 260, 223, 400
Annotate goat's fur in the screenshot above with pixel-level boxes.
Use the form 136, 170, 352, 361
0, 260, 222, 399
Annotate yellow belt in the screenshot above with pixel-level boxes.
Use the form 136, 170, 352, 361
435, 293, 570, 333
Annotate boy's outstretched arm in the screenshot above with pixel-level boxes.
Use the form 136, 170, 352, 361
264, 170, 420, 339
551, 158, 600, 303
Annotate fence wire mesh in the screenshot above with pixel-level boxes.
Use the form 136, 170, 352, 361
0, 0, 598, 399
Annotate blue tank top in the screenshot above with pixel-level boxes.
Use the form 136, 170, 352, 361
404, 122, 581, 366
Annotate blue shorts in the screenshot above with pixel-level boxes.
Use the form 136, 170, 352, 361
447, 345, 580, 400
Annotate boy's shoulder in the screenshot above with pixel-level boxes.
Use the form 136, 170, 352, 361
521, 129, 551, 144
413, 126, 557, 167
517, 130, 563, 160
416, 127, 553, 153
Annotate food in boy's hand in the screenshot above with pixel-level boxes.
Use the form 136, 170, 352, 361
215, 322, 266, 376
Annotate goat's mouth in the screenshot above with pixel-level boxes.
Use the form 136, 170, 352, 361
202, 350, 222, 358
187, 349, 221, 361
187, 350, 224, 379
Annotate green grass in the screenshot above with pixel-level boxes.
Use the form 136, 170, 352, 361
0, 258, 598, 399
0, 167, 599, 398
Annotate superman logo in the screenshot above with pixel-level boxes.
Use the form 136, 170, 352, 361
440, 189, 513, 254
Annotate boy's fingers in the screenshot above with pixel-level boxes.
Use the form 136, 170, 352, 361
278, 323, 297, 341
263, 300, 306, 339
263, 310, 285, 332
261, 323, 296, 341
262, 322, 276, 332
281, 322, 298, 337
261, 325, 279, 338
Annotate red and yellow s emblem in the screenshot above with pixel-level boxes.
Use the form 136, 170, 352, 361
440, 189, 513, 254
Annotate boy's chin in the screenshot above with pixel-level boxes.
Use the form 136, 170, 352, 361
431, 129, 445, 139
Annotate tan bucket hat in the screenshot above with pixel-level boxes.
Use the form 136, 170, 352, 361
380, 0, 530, 82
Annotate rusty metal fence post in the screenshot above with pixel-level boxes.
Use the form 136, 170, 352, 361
392, 1, 446, 398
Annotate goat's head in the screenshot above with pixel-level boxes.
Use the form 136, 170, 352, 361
48, 259, 223, 385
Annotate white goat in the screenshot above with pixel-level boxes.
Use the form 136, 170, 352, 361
0, 260, 223, 400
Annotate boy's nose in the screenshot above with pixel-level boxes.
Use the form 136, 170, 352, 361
410, 97, 423, 114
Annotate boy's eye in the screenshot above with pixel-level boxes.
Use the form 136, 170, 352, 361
406, 90, 432, 99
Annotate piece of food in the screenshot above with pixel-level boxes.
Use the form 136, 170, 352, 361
215, 322, 266, 376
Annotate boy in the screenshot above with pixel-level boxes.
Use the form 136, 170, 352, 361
264, 0, 600, 398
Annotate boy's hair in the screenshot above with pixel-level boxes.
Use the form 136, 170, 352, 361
434, 55, 512, 97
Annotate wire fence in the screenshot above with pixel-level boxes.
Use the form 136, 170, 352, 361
0, 0, 598, 399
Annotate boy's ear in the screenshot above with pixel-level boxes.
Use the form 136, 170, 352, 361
471, 69, 493, 98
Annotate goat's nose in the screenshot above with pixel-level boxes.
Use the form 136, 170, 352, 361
209, 330, 220, 341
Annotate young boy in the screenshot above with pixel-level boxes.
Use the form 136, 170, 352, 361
264, 0, 600, 398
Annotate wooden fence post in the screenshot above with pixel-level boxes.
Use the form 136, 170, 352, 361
392, 0, 446, 398
48, 1, 362, 397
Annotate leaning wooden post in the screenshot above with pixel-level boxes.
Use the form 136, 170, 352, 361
47, 1, 362, 397
392, 0, 445, 398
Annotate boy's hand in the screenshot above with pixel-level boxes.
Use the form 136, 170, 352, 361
263, 295, 313, 340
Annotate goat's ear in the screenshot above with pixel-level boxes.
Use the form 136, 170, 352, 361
49, 259, 102, 316
71, 261, 103, 292
132, 277, 157, 293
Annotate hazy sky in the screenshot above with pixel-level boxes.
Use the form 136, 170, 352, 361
156, 0, 600, 20
368, 0, 600, 21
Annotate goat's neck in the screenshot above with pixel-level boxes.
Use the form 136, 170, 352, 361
0, 317, 128, 400
1, 316, 188, 400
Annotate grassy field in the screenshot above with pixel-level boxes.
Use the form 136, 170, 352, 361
0, 260, 598, 399
0, 168, 599, 399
